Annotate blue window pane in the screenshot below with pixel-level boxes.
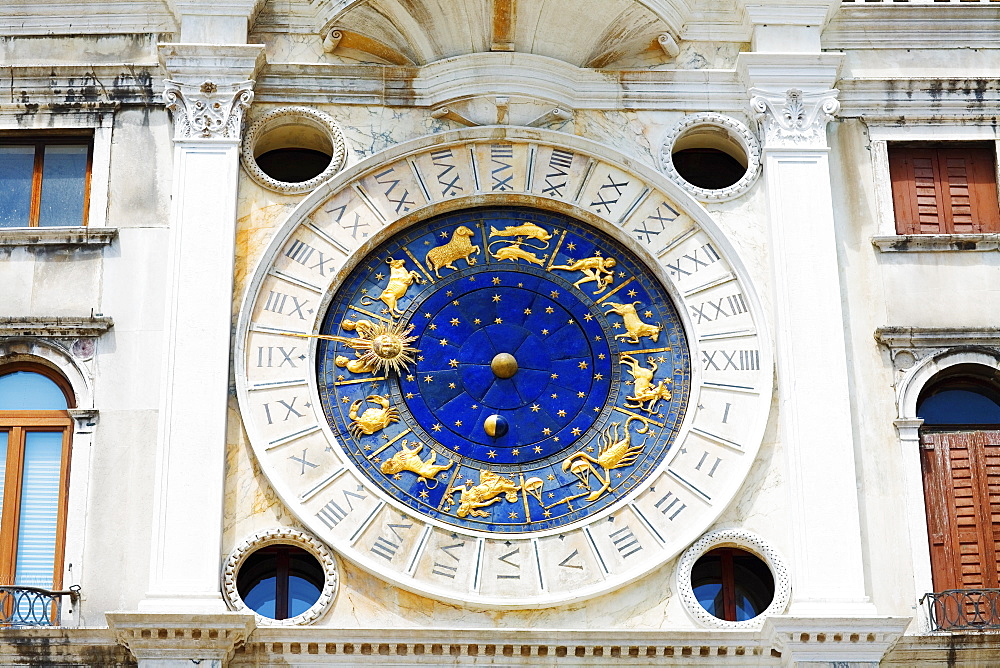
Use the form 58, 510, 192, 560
38, 145, 88, 227
243, 576, 277, 619
694, 582, 722, 617
14, 431, 63, 588
288, 575, 321, 617
0, 431, 7, 534
0, 372, 68, 410
0, 146, 35, 228
919, 389, 1000, 425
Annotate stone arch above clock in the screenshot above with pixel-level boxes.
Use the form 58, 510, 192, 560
235, 127, 773, 608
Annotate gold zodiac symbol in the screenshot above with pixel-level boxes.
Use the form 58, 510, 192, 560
488, 223, 551, 266
379, 440, 452, 487
619, 353, 672, 414
603, 301, 662, 344
549, 256, 617, 294
444, 469, 543, 518
359, 256, 423, 317
348, 394, 400, 438
562, 416, 649, 502
490, 238, 545, 266
332, 318, 419, 376
490, 222, 552, 244
425, 226, 480, 277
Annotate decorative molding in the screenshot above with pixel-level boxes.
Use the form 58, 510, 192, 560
0, 65, 156, 113
68, 408, 100, 435
763, 616, 910, 665
222, 527, 339, 626
749, 87, 840, 150
872, 234, 1000, 253
658, 112, 761, 202
839, 77, 1000, 121
0, 317, 114, 339
0, 227, 118, 248
164, 79, 255, 141
875, 327, 1000, 351
676, 529, 791, 630
825, 5, 1000, 51
430, 95, 573, 129
241, 106, 347, 194
107, 612, 256, 664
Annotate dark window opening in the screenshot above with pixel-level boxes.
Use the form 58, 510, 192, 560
235, 545, 324, 620
918, 365, 1000, 428
691, 547, 774, 622
671, 148, 745, 190
255, 148, 332, 184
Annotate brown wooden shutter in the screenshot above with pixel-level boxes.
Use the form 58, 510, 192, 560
889, 145, 1000, 235
922, 430, 1000, 592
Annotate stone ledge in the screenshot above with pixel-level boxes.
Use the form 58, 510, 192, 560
0, 316, 114, 338
107, 612, 256, 664
875, 327, 1000, 350
0, 227, 118, 247
872, 234, 1000, 252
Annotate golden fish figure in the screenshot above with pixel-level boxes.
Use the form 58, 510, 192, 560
425, 226, 480, 277
603, 301, 661, 344
359, 256, 423, 317
489, 222, 552, 245
348, 394, 400, 438
380, 440, 452, 488
443, 469, 522, 518
562, 417, 648, 502
620, 353, 672, 413
549, 256, 617, 294
490, 238, 545, 266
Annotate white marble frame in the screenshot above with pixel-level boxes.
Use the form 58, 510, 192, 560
892, 346, 1000, 631
867, 124, 1000, 240
0, 338, 96, 623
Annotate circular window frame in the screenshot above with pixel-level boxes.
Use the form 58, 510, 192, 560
659, 113, 761, 202
241, 106, 348, 194
676, 529, 789, 629
222, 527, 339, 626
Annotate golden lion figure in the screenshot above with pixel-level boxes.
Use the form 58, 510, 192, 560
379, 440, 452, 487
425, 226, 480, 277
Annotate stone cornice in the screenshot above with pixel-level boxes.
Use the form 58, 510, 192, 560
0, 227, 118, 247
763, 616, 910, 665
872, 234, 1000, 253
839, 78, 1000, 121
825, 4, 1000, 50
158, 43, 266, 86
0, 2, 176, 36
108, 612, 256, 664
875, 327, 1000, 350
0, 317, 115, 338
0, 65, 157, 112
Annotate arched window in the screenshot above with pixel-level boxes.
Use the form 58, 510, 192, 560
917, 364, 1000, 599
0, 364, 74, 590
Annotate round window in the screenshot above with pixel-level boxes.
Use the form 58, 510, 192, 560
691, 547, 774, 622
659, 113, 761, 202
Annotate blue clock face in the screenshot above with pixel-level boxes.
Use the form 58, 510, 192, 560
317, 208, 691, 534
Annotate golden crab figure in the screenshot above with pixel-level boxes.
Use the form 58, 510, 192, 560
286, 318, 419, 376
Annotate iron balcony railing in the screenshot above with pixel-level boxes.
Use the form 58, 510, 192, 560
0, 585, 79, 627
922, 589, 1000, 631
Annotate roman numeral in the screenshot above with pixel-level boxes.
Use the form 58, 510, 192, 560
695, 452, 722, 477
288, 448, 318, 475
371, 521, 413, 560
430, 149, 463, 197
654, 491, 686, 520
326, 203, 370, 239
558, 548, 584, 570
689, 292, 748, 324
374, 167, 415, 213
431, 541, 465, 578
263, 290, 311, 319
722, 402, 732, 424
490, 144, 514, 191
262, 396, 307, 424
589, 174, 630, 214
315, 488, 368, 529
632, 202, 680, 243
496, 547, 521, 579
608, 525, 642, 558
285, 239, 334, 276
541, 149, 574, 198
256, 346, 298, 368
664, 243, 720, 279
702, 349, 760, 371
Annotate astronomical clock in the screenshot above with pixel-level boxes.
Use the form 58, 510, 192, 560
236, 128, 772, 608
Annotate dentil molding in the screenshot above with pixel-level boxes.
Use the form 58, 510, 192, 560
749, 87, 840, 150
164, 80, 255, 141
107, 612, 256, 665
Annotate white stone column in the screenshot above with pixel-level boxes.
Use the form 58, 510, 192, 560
743, 67, 875, 616
140, 46, 263, 612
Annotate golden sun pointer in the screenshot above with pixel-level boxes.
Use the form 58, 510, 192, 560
285, 318, 420, 376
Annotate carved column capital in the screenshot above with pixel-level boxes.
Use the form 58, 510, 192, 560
749, 87, 840, 150
107, 612, 256, 666
163, 79, 255, 141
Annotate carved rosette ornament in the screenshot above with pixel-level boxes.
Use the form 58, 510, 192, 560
163, 80, 255, 141
749, 87, 840, 150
